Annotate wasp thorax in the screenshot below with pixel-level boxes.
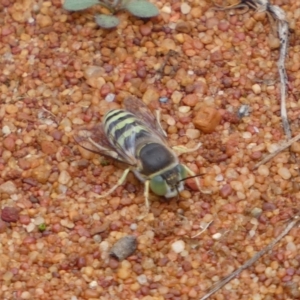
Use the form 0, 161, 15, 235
139, 142, 175, 175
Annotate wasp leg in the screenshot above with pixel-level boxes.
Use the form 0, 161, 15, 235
183, 165, 211, 194
96, 168, 131, 199
172, 142, 201, 156
137, 180, 150, 221
155, 110, 167, 137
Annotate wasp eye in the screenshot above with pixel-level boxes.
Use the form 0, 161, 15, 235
177, 164, 188, 180
150, 175, 168, 196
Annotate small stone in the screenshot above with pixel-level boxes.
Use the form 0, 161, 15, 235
1, 207, 19, 222
178, 106, 190, 113
252, 84, 261, 94
0, 219, 7, 233
3, 136, 15, 151
251, 207, 263, 218
175, 21, 191, 33
257, 165, 270, 176
291, 142, 300, 153
182, 94, 198, 106
36, 14, 52, 28
139, 24, 152, 36
161, 5, 171, 14
2, 125, 11, 135
25, 223, 35, 233
171, 240, 185, 253
210, 50, 223, 62
212, 233, 222, 240
268, 35, 280, 49
193, 106, 222, 133
5, 104, 18, 114
60, 219, 75, 229
220, 184, 233, 198
34, 216, 45, 226
137, 274, 148, 285
3, 271, 13, 281
117, 261, 132, 279
186, 128, 200, 139
278, 167, 291, 180
31, 165, 51, 184
160, 39, 176, 51
0, 181, 17, 194
105, 93, 115, 103
286, 241, 297, 252
58, 170, 71, 185
110, 236, 137, 261
181, 3, 191, 14
171, 91, 183, 104
142, 87, 160, 105
40, 140, 57, 155
21, 291, 32, 299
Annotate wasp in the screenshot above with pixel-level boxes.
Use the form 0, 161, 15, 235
75, 97, 208, 217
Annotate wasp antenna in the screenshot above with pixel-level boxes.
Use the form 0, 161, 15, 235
177, 173, 205, 184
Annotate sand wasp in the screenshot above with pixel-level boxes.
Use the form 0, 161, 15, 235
75, 97, 207, 217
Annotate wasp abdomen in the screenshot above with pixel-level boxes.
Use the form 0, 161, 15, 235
104, 109, 154, 156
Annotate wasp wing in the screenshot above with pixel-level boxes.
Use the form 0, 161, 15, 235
123, 97, 168, 142
74, 124, 136, 166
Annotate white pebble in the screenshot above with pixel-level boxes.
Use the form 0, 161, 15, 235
242, 132, 252, 139
215, 174, 224, 182
89, 281, 98, 288
2, 125, 11, 135
161, 5, 171, 14
92, 213, 100, 221
212, 233, 222, 240
186, 128, 200, 139
34, 216, 45, 226
71, 296, 78, 300
137, 274, 148, 285
278, 167, 291, 180
171, 240, 185, 253
105, 93, 115, 103
99, 241, 110, 252
26, 223, 35, 233
167, 116, 175, 126
178, 106, 190, 113
181, 3, 191, 14
249, 229, 256, 237
252, 84, 261, 94
130, 223, 137, 230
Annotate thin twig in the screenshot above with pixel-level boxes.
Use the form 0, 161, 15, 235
253, 132, 300, 170
192, 220, 213, 238
199, 215, 300, 300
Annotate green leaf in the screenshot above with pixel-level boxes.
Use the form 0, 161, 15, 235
38, 223, 46, 232
124, 0, 159, 18
95, 14, 120, 28
63, 0, 99, 11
